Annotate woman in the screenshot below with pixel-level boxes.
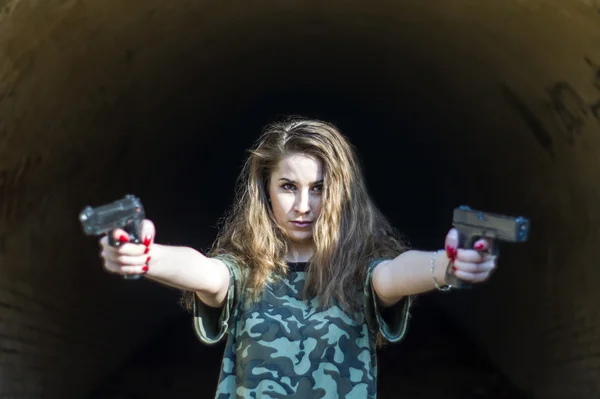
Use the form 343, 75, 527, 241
99, 117, 497, 398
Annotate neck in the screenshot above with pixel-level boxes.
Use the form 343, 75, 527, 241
286, 242, 314, 263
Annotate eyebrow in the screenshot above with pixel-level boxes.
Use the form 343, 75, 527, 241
279, 178, 324, 184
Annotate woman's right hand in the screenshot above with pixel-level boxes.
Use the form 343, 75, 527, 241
98, 219, 156, 277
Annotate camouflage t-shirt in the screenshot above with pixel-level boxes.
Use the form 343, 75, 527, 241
193, 256, 412, 399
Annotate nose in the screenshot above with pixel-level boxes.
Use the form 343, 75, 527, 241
294, 190, 311, 214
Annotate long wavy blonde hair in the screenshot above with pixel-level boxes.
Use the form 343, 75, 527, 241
182, 117, 409, 314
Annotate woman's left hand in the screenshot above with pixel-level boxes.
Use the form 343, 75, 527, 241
444, 228, 497, 284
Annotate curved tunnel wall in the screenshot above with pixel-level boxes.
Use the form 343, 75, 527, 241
1, 0, 600, 398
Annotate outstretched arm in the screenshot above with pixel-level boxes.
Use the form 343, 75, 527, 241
372, 228, 497, 307
99, 219, 231, 308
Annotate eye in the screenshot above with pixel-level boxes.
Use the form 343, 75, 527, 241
312, 184, 324, 192
281, 183, 296, 191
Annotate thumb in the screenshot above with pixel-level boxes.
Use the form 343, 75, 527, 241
444, 228, 460, 261
139, 219, 156, 247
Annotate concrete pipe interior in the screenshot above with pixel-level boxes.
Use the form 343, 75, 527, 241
1, 1, 600, 398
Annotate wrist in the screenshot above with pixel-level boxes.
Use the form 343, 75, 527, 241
144, 243, 167, 280
437, 249, 452, 285
431, 249, 452, 290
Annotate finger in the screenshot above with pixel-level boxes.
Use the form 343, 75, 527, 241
99, 236, 121, 258
444, 228, 460, 260
455, 249, 485, 263
452, 269, 493, 283
140, 219, 156, 247
99, 240, 147, 259
482, 253, 496, 262
453, 258, 496, 273
103, 260, 121, 274
102, 249, 151, 266
108, 242, 149, 256
103, 260, 148, 276
473, 238, 493, 252
111, 228, 130, 244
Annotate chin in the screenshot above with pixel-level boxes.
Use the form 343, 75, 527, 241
288, 232, 314, 243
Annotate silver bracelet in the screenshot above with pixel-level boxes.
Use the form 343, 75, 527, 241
431, 250, 452, 292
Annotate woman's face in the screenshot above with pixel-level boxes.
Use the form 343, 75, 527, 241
268, 153, 324, 250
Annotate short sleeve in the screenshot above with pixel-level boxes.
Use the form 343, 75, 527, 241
192, 254, 244, 345
364, 258, 413, 343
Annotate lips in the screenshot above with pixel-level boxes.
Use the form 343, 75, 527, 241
291, 221, 312, 228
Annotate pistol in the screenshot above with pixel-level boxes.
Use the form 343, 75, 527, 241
445, 205, 530, 289
79, 195, 146, 280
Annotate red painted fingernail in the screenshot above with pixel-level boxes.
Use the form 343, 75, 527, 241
142, 266, 149, 272
118, 234, 129, 243
452, 266, 457, 272
146, 256, 151, 263
144, 246, 150, 254
143, 235, 152, 247
446, 245, 456, 261
475, 242, 484, 250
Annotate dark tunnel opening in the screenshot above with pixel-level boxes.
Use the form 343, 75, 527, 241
83, 88, 526, 398
1, 1, 599, 398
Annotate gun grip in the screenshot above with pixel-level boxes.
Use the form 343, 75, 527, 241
107, 219, 144, 280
